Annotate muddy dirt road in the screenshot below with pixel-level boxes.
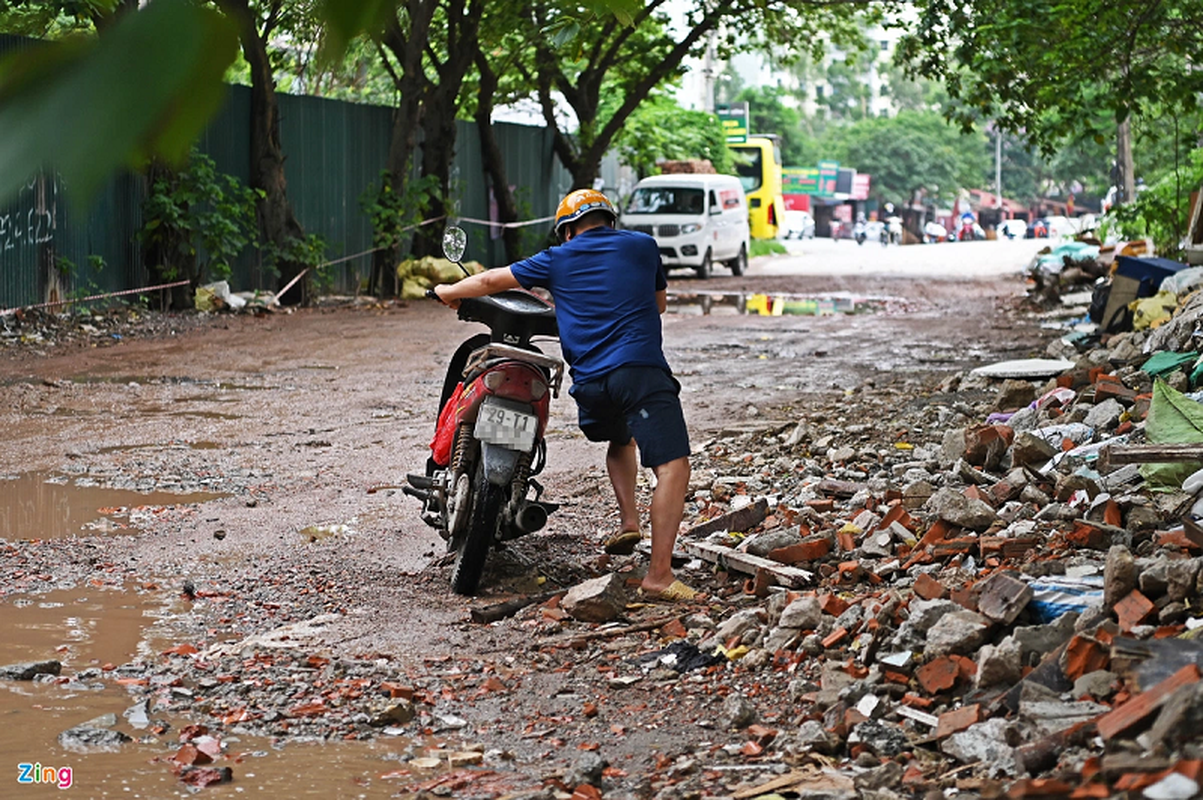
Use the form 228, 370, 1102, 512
0, 257, 1051, 798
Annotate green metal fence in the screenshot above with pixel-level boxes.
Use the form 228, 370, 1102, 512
0, 33, 614, 310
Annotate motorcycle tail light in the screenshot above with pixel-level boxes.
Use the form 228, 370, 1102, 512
530, 378, 547, 400
483, 371, 505, 390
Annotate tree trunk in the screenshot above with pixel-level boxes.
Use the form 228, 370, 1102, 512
372, 0, 436, 296
413, 0, 481, 258
218, 0, 310, 305
474, 53, 522, 263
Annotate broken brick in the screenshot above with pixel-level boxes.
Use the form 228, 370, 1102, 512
1007, 778, 1074, 798
1063, 635, 1110, 681
1097, 664, 1202, 740
913, 572, 947, 600
936, 704, 982, 739
1066, 522, 1107, 549
768, 538, 831, 564
822, 627, 849, 648
819, 593, 849, 616
1114, 589, 1155, 632
951, 583, 981, 612
916, 657, 959, 694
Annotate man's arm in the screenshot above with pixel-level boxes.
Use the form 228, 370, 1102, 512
434, 267, 521, 309
656, 289, 667, 314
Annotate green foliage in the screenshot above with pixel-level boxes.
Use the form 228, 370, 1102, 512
0, 0, 238, 208
360, 170, 440, 252
53, 252, 106, 301
138, 149, 260, 284
898, 0, 1203, 154
1112, 148, 1203, 259
613, 95, 733, 179
831, 110, 986, 206
750, 239, 786, 257
262, 233, 329, 286
735, 87, 809, 166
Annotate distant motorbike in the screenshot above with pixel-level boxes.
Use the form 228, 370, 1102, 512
854, 220, 867, 245
883, 215, 903, 246
406, 227, 563, 595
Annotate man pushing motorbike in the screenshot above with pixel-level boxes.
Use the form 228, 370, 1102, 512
433, 189, 696, 602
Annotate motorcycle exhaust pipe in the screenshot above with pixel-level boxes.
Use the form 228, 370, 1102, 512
515, 503, 549, 533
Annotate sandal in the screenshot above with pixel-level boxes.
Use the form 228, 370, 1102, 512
603, 529, 644, 555
636, 579, 698, 603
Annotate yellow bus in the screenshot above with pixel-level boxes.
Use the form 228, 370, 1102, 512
729, 135, 786, 240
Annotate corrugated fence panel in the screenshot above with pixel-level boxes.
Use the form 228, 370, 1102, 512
1, 34, 605, 307
0, 34, 147, 309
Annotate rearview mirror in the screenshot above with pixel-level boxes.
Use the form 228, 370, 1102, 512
442, 226, 467, 263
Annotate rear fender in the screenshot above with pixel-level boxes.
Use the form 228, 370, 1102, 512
481, 443, 521, 487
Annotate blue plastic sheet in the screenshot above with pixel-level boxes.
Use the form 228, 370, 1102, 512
1027, 576, 1104, 623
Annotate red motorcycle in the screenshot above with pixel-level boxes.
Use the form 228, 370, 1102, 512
405, 228, 563, 595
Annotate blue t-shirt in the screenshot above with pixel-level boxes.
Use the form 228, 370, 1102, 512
509, 227, 669, 383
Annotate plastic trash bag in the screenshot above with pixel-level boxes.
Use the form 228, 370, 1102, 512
1141, 378, 1203, 490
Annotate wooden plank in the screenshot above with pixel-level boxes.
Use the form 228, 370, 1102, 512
1100, 443, 1203, 471
680, 540, 814, 587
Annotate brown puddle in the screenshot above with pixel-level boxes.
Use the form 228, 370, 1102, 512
0, 472, 226, 540
0, 587, 419, 797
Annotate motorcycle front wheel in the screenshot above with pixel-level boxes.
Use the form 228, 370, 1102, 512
450, 460, 505, 595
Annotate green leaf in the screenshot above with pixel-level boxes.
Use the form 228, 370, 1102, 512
581, 0, 640, 26
0, 0, 238, 209
551, 20, 581, 49
317, 0, 397, 59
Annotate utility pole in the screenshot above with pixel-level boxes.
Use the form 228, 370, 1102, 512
995, 129, 1002, 207
1116, 117, 1135, 205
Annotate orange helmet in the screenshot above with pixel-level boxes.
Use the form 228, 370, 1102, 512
554, 189, 616, 242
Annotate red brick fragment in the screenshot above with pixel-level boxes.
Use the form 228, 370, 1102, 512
876, 503, 916, 533
936, 704, 981, 739
951, 584, 980, 612
1066, 522, 1107, 549
1094, 377, 1137, 404
822, 627, 849, 648
1115, 589, 1155, 632
819, 593, 849, 616
769, 538, 831, 564
806, 499, 835, 512
1097, 664, 1202, 740
1064, 635, 1109, 681
916, 657, 959, 694
913, 572, 947, 600
1007, 778, 1074, 798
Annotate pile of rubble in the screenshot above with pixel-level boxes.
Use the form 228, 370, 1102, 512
555, 267, 1203, 797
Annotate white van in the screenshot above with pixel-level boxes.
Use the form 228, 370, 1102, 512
619, 174, 751, 279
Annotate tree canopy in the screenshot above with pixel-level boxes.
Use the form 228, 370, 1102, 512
897, 0, 1203, 152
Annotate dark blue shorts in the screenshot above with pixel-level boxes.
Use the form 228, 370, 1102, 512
569, 366, 690, 468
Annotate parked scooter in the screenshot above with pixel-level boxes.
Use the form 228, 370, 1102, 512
405, 227, 564, 595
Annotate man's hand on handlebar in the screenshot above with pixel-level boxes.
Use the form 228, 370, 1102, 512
431, 284, 461, 309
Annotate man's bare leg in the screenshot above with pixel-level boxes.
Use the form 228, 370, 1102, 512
606, 439, 641, 534
642, 455, 690, 593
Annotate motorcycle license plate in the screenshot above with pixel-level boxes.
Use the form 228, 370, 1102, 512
474, 403, 537, 451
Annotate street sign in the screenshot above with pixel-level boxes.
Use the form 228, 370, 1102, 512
784, 167, 819, 194
716, 102, 749, 143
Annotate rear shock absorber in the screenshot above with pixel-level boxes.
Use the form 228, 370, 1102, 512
450, 423, 474, 474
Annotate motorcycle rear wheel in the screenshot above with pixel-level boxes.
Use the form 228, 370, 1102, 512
450, 460, 504, 595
